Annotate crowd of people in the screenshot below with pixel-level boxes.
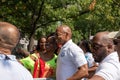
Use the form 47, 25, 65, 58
0, 21, 120, 80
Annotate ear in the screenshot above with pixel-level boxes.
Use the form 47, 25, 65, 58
65, 32, 68, 38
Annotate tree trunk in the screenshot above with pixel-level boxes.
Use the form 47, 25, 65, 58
28, 32, 35, 52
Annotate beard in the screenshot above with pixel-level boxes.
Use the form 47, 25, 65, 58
94, 49, 107, 63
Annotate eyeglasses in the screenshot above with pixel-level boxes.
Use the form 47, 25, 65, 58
91, 43, 106, 50
55, 32, 66, 37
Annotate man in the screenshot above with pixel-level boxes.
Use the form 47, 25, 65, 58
55, 25, 88, 80
89, 31, 120, 80
0, 22, 33, 80
114, 30, 120, 61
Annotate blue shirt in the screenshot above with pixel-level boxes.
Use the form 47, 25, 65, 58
0, 54, 33, 80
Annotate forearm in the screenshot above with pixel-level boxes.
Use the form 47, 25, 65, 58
67, 64, 88, 80
87, 70, 96, 79
86, 65, 98, 78
88, 66, 97, 72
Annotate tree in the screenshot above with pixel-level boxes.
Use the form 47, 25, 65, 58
70, 0, 120, 40
0, 0, 119, 51
0, 0, 96, 51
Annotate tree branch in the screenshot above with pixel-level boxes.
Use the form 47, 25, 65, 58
34, 0, 45, 25
36, 19, 64, 29
113, 0, 120, 7
68, 0, 96, 18
30, 0, 45, 35
80, 0, 96, 15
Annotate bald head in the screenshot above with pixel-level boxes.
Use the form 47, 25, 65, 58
0, 22, 20, 51
56, 25, 72, 38
93, 31, 113, 45
55, 25, 72, 45
92, 31, 115, 62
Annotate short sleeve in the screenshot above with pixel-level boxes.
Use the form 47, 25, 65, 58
68, 46, 87, 68
95, 62, 118, 80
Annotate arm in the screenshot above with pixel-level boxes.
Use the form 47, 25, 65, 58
88, 75, 105, 80
87, 62, 98, 78
87, 66, 97, 79
67, 64, 88, 80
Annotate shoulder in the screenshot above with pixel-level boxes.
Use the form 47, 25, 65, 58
0, 62, 33, 80
68, 42, 82, 51
95, 61, 120, 80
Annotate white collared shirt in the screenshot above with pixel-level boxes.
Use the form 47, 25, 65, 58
56, 39, 87, 80
95, 52, 120, 80
0, 54, 33, 80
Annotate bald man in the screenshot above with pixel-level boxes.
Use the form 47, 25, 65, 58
55, 25, 88, 80
89, 32, 120, 80
114, 30, 120, 61
0, 22, 33, 80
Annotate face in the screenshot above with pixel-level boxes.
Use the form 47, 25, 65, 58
114, 37, 120, 54
55, 28, 67, 46
46, 36, 57, 53
91, 39, 107, 62
39, 37, 46, 51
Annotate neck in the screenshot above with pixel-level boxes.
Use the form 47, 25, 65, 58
0, 48, 11, 55
40, 52, 54, 61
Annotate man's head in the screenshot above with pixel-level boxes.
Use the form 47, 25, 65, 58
91, 31, 115, 62
113, 30, 120, 58
0, 22, 20, 52
55, 25, 72, 46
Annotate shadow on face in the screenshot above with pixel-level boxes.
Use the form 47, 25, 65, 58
46, 36, 57, 53
114, 38, 120, 54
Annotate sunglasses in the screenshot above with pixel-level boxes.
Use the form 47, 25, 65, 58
91, 43, 106, 50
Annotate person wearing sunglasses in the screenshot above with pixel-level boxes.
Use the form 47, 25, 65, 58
89, 31, 120, 80
113, 30, 120, 61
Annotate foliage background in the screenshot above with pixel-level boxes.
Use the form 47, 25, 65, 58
0, 0, 120, 51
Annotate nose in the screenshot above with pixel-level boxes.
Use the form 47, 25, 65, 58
40, 43, 46, 48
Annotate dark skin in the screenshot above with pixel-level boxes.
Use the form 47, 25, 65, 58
40, 36, 57, 61
89, 32, 115, 80
30, 37, 47, 61
79, 40, 98, 79
92, 32, 114, 62
55, 25, 88, 80
0, 22, 20, 55
114, 36, 120, 61
55, 25, 72, 46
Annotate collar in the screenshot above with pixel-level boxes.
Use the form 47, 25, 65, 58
101, 51, 119, 63
61, 39, 72, 49
0, 54, 16, 61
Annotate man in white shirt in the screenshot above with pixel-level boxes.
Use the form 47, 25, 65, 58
89, 31, 120, 80
0, 22, 33, 80
55, 25, 88, 80
114, 30, 120, 61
